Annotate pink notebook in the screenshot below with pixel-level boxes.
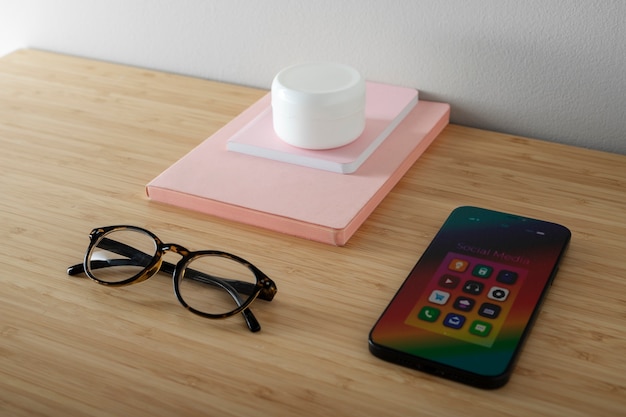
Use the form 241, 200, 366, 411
227, 82, 418, 174
146, 95, 450, 246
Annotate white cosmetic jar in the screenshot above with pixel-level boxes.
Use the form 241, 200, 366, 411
271, 62, 366, 150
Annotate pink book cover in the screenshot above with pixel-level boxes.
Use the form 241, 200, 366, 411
226, 82, 418, 174
146, 93, 450, 246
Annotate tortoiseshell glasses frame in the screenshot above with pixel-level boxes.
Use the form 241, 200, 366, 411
67, 225, 277, 332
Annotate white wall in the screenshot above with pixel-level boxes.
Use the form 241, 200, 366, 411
1, 0, 624, 154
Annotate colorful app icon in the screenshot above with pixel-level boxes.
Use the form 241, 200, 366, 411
453, 296, 475, 312
469, 320, 492, 337
462, 280, 484, 295
428, 290, 450, 305
497, 270, 518, 285
443, 313, 466, 329
448, 259, 469, 273
488, 286, 510, 302
438, 274, 460, 289
472, 264, 493, 278
478, 302, 501, 319
418, 306, 441, 322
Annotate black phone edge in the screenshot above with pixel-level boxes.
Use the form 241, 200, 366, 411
367, 338, 510, 389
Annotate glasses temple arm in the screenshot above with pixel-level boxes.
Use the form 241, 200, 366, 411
200, 275, 261, 333
66, 237, 153, 276
67, 259, 138, 275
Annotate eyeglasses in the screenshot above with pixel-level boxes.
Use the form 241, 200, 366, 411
67, 225, 277, 332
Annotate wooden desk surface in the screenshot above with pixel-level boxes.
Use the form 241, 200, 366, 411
1, 49, 624, 417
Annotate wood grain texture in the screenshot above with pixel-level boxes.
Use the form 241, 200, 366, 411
1, 49, 624, 417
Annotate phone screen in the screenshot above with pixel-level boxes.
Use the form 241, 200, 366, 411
369, 206, 571, 388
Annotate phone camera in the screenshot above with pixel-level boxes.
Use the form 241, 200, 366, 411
492, 289, 506, 299
488, 286, 510, 302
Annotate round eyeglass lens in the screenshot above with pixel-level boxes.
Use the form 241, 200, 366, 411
87, 228, 157, 284
179, 254, 257, 315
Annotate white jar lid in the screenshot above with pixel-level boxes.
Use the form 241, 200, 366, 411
271, 62, 365, 119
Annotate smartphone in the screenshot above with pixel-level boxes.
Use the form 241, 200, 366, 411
368, 206, 571, 389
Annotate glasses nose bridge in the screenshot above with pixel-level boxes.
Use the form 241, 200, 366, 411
161, 242, 191, 258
